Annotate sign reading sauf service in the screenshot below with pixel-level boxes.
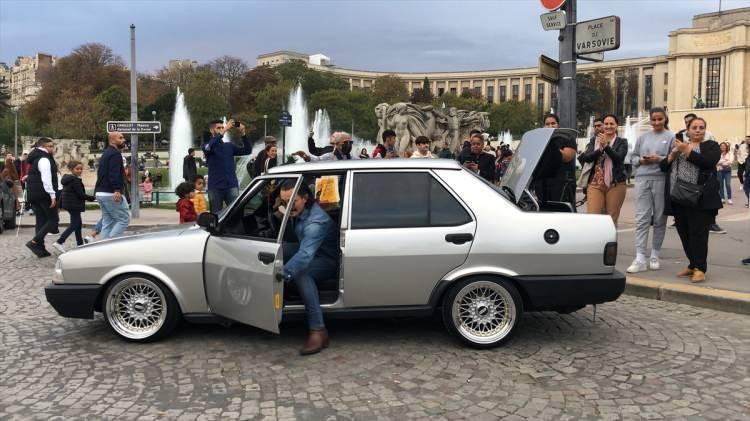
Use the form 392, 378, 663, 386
575, 16, 621, 54
540, 10, 566, 31
106, 121, 161, 134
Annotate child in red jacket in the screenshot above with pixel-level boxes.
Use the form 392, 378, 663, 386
175, 182, 197, 224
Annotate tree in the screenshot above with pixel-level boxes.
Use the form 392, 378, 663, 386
209, 56, 249, 113
487, 101, 537, 138
432, 93, 487, 112
577, 71, 613, 125
233, 65, 280, 115
275, 60, 347, 97
48, 88, 108, 139
410, 77, 433, 104
309, 89, 378, 140
0, 85, 9, 120
156, 63, 195, 89
183, 69, 228, 136
372, 75, 409, 104
96, 85, 130, 121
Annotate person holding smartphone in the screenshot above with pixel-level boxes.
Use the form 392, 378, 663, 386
457, 133, 495, 182
626, 108, 674, 273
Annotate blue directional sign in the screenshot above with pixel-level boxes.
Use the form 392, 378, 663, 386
279, 111, 292, 127
107, 121, 161, 134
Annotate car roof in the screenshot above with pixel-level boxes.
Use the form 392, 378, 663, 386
267, 158, 464, 174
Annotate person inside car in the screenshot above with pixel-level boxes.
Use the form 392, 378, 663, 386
279, 180, 338, 355
294, 132, 358, 162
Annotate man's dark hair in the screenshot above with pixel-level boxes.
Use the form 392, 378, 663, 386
280, 179, 314, 209
415, 136, 430, 145
382, 129, 396, 141
208, 119, 223, 127
188, 148, 194, 154
684, 113, 697, 121
35, 137, 53, 147
543, 113, 559, 124
175, 182, 195, 198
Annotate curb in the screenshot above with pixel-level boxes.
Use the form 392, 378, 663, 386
625, 276, 750, 315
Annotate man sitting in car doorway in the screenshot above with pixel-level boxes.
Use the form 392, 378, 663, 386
279, 180, 338, 355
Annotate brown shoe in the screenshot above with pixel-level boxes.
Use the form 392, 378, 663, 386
677, 268, 693, 277
691, 270, 706, 283
300, 328, 329, 355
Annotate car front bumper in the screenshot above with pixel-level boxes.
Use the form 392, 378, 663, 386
44, 283, 102, 319
516, 271, 626, 311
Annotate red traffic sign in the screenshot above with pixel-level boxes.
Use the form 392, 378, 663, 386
540, 0, 566, 11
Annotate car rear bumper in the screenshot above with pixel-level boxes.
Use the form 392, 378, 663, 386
44, 283, 102, 319
515, 271, 626, 311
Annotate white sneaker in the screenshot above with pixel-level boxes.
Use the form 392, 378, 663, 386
52, 242, 66, 254
727, 199, 733, 205
648, 257, 660, 270
84, 235, 94, 244
626, 259, 648, 273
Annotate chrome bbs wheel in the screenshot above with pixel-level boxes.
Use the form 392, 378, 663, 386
105, 277, 168, 340
445, 279, 521, 348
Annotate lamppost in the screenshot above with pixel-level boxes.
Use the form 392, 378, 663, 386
12, 107, 19, 157
263, 114, 268, 137
151, 110, 157, 154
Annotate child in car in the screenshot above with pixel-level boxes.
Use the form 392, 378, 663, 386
175, 182, 197, 224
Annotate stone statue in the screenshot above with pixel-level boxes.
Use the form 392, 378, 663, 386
376, 103, 490, 153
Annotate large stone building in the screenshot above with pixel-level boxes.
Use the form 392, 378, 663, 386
6, 53, 55, 107
258, 7, 750, 141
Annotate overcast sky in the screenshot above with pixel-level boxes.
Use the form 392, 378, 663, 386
1, 0, 747, 73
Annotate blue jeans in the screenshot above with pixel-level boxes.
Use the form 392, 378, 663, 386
283, 242, 337, 330
97, 195, 130, 239
208, 187, 239, 214
718, 170, 732, 200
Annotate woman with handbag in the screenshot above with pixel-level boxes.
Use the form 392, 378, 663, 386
659, 117, 721, 283
579, 114, 629, 225
626, 108, 674, 273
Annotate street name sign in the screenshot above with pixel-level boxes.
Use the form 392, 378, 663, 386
540, 10, 566, 31
575, 16, 621, 54
538, 55, 560, 84
107, 121, 161, 134
279, 111, 292, 127
577, 52, 604, 62
540, 0, 566, 11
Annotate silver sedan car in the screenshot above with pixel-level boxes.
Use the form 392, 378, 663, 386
46, 128, 625, 348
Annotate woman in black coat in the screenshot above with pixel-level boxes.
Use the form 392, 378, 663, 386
659, 117, 721, 283
578, 114, 629, 225
53, 161, 96, 251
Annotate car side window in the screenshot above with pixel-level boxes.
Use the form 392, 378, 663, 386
351, 172, 471, 229
222, 178, 295, 241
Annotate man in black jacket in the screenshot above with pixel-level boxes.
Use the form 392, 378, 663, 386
25, 137, 59, 257
95, 131, 129, 239
183, 148, 197, 182
307, 129, 334, 157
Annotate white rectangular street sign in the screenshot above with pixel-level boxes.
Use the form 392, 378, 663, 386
540, 10, 566, 31
577, 52, 604, 62
575, 16, 621, 54
106, 121, 161, 134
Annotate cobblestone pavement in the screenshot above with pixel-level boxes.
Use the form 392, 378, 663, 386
1, 229, 749, 421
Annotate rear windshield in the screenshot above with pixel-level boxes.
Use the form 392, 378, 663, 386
462, 167, 515, 202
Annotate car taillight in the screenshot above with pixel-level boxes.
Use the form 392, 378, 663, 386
604, 242, 617, 266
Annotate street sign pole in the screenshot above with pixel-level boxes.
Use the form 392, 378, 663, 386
558, 0, 576, 130
129, 24, 139, 219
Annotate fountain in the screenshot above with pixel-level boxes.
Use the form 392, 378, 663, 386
312, 109, 332, 148
283, 84, 311, 160
169, 88, 193, 191
622, 112, 649, 165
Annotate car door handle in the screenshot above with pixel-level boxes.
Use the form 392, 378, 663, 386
258, 252, 275, 264
445, 233, 473, 245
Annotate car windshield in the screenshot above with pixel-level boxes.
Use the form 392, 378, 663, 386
461, 167, 515, 202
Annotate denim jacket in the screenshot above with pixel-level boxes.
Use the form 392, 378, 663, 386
283, 202, 338, 279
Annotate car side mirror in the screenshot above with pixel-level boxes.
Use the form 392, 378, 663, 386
197, 212, 218, 232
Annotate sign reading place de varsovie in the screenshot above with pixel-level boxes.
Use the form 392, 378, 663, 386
575, 15, 621, 54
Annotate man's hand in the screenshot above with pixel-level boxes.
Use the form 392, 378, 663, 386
308, 128, 314, 138
114, 191, 121, 203
463, 161, 479, 172
50, 198, 56, 208
239, 123, 246, 136
293, 151, 311, 162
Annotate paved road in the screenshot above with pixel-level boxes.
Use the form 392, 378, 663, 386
1, 230, 749, 420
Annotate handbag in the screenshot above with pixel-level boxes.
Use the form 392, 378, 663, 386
670, 159, 703, 207
577, 161, 594, 189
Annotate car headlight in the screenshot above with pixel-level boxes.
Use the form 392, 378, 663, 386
53, 258, 63, 282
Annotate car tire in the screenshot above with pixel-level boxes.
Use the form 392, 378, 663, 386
102, 274, 181, 343
4, 216, 16, 230
442, 277, 523, 349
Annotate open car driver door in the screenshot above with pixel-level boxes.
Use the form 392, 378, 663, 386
203, 176, 302, 333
